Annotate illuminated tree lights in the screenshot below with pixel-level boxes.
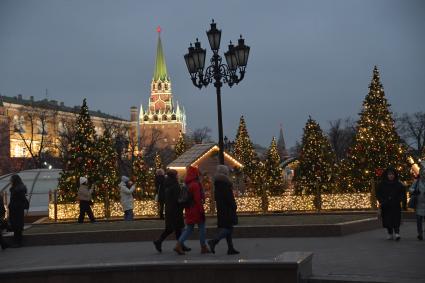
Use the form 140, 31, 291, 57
264, 137, 284, 195
174, 131, 186, 157
339, 66, 409, 193
132, 153, 155, 198
293, 116, 337, 197
57, 99, 97, 202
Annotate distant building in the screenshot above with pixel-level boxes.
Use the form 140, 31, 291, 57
0, 94, 130, 174
131, 28, 186, 151
277, 125, 289, 160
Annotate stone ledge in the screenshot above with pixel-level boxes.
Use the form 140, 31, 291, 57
4, 218, 379, 247
0, 252, 313, 283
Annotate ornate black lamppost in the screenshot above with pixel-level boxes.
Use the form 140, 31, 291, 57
184, 20, 250, 164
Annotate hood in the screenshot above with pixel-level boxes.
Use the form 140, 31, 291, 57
79, 177, 88, 185
185, 166, 200, 184
381, 167, 399, 183
214, 173, 231, 184
121, 176, 129, 183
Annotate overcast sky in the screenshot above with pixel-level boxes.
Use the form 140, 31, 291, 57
1, 0, 424, 148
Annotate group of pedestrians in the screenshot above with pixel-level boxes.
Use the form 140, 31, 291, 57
376, 162, 425, 241
154, 165, 239, 255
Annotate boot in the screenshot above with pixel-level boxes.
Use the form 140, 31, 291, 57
207, 239, 218, 254
201, 244, 211, 254
418, 234, 423, 241
173, 242, 185, 255
153, 240, 162, 253
227, 247, 240, 255
182, 244, 191, 252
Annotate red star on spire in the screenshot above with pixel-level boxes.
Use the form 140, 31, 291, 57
157, 26, 161, 34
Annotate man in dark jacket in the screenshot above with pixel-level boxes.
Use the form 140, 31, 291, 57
208, 165, 239, 255
153, 169, 190, 252
155, 169, 166, 219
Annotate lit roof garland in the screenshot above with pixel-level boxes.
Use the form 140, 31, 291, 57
339, 66, 409, 193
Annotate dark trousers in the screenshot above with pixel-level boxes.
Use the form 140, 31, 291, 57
387, 227, 400, 234
158, 201, 165, 219
417, 215, 424, 235
157, 227, 182, 243
13, 228, 23, 245
78, 201, 95, 223
213, 227, 234, 249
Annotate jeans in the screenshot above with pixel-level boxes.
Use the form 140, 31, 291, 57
417, 215, 424, 235
124, 209, 134, 221
178, 222, 206, 246
214, 227, 234, 248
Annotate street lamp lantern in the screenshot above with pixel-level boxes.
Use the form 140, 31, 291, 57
235, 35, 250, 67
184, 20, 250, 164
206, 19, 222, 51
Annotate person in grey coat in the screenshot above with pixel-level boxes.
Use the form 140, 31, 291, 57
409, 161, 425, 240
77, 177, 95, 223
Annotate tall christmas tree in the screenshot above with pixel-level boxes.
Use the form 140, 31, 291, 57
233, 116, 259, 181
57, 99, 97, 202
175, 131, 186, 157
293, 117, 337, 196
264, 137, 284, 195
132, 153, 154, 198
340, 66, 409, 192
94, 129, 120, 201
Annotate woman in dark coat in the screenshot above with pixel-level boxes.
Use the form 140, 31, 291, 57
153, 169, 188, 252
8, 174, 28, 247
207, 165, 239, 255
376, 167, 406, 241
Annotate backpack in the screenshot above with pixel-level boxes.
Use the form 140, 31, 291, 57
178, 184, 194, 208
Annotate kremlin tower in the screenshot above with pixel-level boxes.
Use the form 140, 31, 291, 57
131, 27, 186, 151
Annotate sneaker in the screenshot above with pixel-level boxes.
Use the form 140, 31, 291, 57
417, 234, 423, 241
207, 240, 216, 254
386, 234, 393, 240
395, 233, 401, 241
153, 240, 162, 252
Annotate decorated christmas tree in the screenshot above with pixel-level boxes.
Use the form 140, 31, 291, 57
175, 131, 186, 157
340, 66, 409, 193
264, 137, 284, 195
132, 153, 154, 198
94, 129, 119, 201
233, 116, 259, 181
293, 116, 337, 198
57, 99, 97, 202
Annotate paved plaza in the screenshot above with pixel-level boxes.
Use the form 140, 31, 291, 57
0, 221, 422, 283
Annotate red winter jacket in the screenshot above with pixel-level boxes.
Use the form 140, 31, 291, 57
184, 166, 205, 224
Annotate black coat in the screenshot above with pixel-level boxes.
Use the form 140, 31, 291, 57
8, 183, 27, 231
155, 175, 166, 202
214, 174, 237, 228
164, 177, 184, 230
376, 180, 406, 229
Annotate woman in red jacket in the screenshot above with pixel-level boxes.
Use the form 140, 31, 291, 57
174, 166, 210, 255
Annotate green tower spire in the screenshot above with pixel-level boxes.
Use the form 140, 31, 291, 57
153, 26, 168, 82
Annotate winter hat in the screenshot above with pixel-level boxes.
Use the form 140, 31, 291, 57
215, 165, 230, 177
121, 176, 129, 183
156, 169, 165, 176
79, 177, 88, 185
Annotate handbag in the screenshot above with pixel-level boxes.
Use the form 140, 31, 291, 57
23, 196, 30, 210
408, 181, 420, 209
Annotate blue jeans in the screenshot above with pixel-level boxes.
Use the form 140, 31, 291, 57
417, 215, 424, 235
124, 209, 134, 221
178, 222, 206, 246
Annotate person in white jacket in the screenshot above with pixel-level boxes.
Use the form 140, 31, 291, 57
120, 176, 135, 221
